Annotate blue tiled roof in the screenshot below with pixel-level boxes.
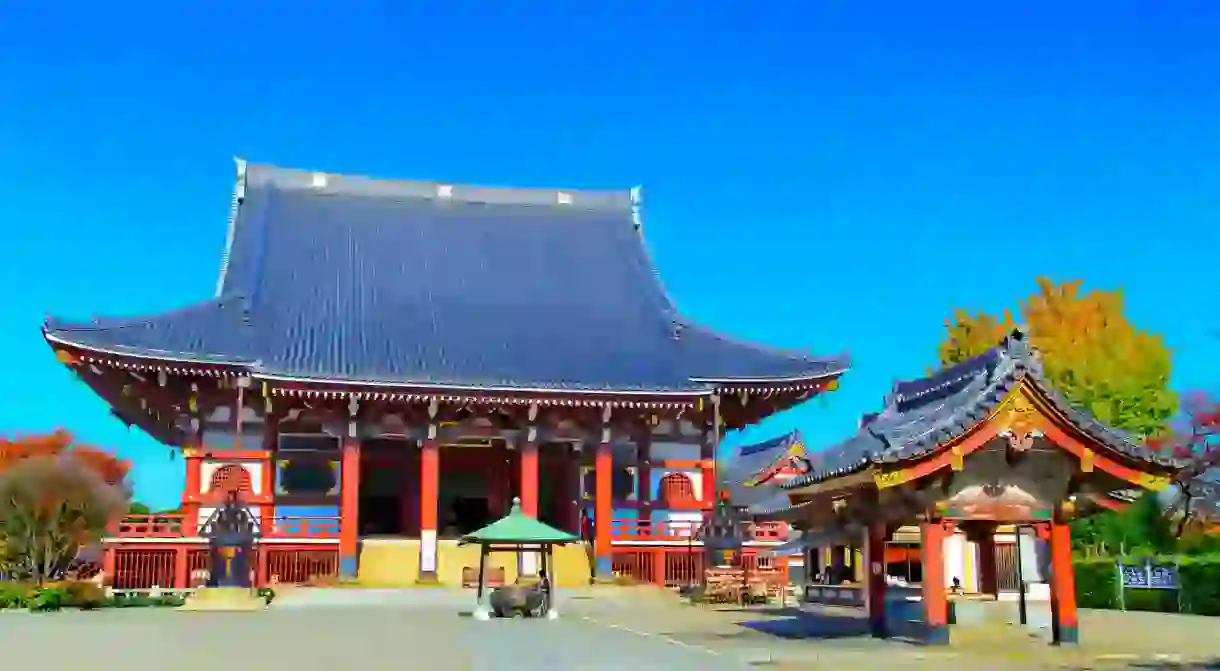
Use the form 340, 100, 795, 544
720, 430, 810, 510
781, 330, 1187, 490
45, 162, 848, 393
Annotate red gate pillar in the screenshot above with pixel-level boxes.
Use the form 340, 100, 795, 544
419, 434, 440, 582
864, 523, 889, 638
920, 521, 950, 645
1049, 519, 1079, 645
594, 440, 614, 579
339, 437, 361, 578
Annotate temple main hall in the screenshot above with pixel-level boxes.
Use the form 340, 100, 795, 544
44, 160, 847, 587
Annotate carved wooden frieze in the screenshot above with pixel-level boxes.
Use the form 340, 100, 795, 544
938, 443, 1074, 521
992, 387, 1045, 454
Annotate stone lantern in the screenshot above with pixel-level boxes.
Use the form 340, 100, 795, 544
702, 498, 746, 568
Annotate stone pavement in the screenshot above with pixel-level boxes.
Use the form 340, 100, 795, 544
1, 587, 1215, 670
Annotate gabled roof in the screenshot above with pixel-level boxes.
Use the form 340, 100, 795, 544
45, 161, 848, 395
781, 330, 1187, 491
721, 430, 811, 511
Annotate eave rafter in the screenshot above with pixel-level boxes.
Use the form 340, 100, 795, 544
66, 357, 185, 444
718, 375, 842, 430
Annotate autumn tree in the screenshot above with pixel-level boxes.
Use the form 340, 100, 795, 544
938, 277, 1177, 438
0, 429, 131, 491
0, 431, 131, 582
1148, 391, 1220, 537
0, 456, 127, 583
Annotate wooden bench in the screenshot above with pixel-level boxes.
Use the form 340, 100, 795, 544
461, 566, 506, 588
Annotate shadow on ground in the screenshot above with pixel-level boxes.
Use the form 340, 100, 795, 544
707, 606, 925, 645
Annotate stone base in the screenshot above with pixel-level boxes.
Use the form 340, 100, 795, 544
180, 587, 266, 612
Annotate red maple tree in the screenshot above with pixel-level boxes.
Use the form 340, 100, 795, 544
1146, 391, 1220, 534
0, 429, 131, 487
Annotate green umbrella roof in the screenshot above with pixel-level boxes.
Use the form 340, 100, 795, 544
460, 498, 579, 545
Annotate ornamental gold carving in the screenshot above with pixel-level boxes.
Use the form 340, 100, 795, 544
994, 388, 1043, 453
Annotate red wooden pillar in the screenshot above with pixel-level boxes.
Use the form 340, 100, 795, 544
637, 434, 652, 521
339, 437, 361, 578
520, 441, 539, 517
419, 436, 440, 581
594, 441, 614, 579
700, 427, 716, 504
102, 547, 117, 586
977, 524, 998, 597
260, 415, 278, 534
173, 546, 189, 589
182, 448, 203, 536
519, 438, 540, 578
257, 545, 270, 586
920, 521, 950, 645
1049, 519, 1079, 645
864, 523, 889, 638
567, 448, 581, 533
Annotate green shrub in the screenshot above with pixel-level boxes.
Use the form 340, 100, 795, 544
0, 581, 34, 609
59, 581, 107, 610
106, 592, 183, 608
1074, 554, 1220, 616
27, 586, 68, 612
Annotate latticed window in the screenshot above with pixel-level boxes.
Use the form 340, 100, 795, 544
659, 472, 695, 504
209, 464, 253, 495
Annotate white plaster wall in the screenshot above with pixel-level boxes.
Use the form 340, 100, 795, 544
200, 461, 264, 495
944, 532, 966, 588
649, 442, 701, 462
200, 425, 265, 451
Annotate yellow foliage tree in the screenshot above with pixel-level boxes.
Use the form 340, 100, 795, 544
938, 277, 1177, 438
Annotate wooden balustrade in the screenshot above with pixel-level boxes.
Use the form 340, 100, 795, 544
608, 518, 788, 542
109, 514, 341, 539
110, 514, 186, 538
267, 516, 341, 539
109, 514, 784, 542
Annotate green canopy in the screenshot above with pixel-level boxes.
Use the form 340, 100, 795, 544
460, 498, 578, 545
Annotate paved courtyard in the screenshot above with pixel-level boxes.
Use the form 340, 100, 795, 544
0, 588, 1216, 670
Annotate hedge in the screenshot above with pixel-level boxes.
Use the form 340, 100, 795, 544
1074, 554, 1220, 616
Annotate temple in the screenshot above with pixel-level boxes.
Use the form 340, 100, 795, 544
43, 160, 847, 588
754, 331, 1187, 645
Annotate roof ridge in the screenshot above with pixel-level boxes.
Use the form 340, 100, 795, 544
241, 161, 635, 210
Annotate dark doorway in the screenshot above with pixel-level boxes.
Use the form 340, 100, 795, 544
444, 496, 491, 538
359, 494, 403, 536
358, 440, 412, 537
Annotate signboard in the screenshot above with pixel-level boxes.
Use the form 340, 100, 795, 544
1118, 562, 1179, 590
1116, 559, 1182, 613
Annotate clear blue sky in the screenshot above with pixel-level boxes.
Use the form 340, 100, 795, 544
2, 3, 1216, 509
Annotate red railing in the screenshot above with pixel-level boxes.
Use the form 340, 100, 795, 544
611, 549, 783, 587
267, 516, 341, 539
110, 514, 186, 538
608, 518, 788, 542
109, 514, 787, 543
109, 514, 341, 539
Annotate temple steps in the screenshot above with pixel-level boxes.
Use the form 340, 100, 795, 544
355, 538, 592, 588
